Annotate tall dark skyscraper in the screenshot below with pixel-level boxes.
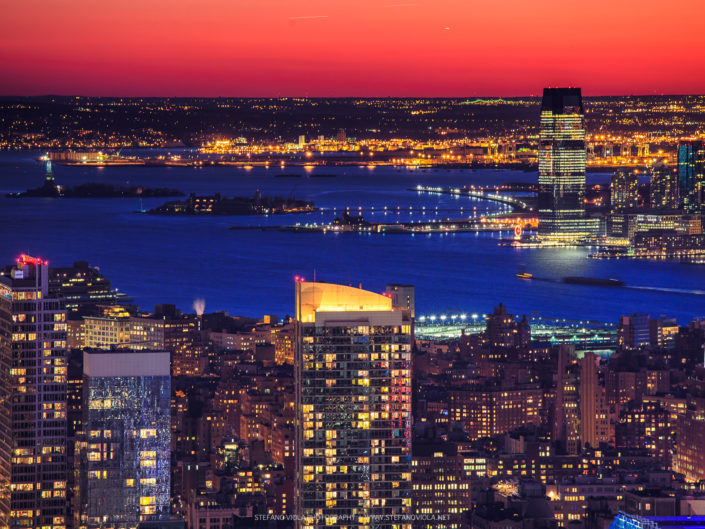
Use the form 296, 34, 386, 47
538, 88, 597, 240
0, 255, 67, 529
677, 140, 705, 213
295, 281, 413, 529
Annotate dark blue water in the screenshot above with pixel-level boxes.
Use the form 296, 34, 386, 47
0, 151, 703, 323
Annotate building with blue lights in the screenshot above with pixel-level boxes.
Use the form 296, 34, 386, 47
75, 350, 171, 529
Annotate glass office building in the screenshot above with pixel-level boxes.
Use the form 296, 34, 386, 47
295, 281, 413, 529
610, 513, 705, 529
538, 88, 598, 240
76, 351, 171, 529
677, 140, 705, 213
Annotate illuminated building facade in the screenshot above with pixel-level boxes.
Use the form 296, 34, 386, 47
610, 513, 705, 529
0, 255, 67, 529
149, 306, 204, 376
0, 269, 11, 528
632, 231, 705, 258
538, 88, 597, 240
615, 400, 672, 467
83, 306, 132, 349
412, 442, 470, 529
650, 162, 678, 210
485, 303, 530, 352
649, 318, 679, 349
78, 305, 204, 376
608, 212, 702, 240
677, 140, 705, 213
673, 400, 705, 483
48, 261, 118, 315
295, 281, 413, 529
611, 169, 638, 212
76, 350, 171, 528
449, 384, 542, 441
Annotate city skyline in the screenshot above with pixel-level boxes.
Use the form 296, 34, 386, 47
0, 6, 704, 518
2, 1, 705, 97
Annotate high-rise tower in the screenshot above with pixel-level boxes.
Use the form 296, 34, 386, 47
0, 271, 11, 529
295, 281, 413, 529
75, 350, 171, 528
677, 140, 705, 213
0, 255, 67, 529
650, 162, 678, 210
538, 88, 597, 240
610, 169, 639, 212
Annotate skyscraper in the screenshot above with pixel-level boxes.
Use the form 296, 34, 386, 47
48, 261, 119, 316
76, 350, 171, 528
650, 162, 678, 210
677, 140, 705, 213
610, 169, 639, 212
295, 281, 413, 529
579, 352, 610, 449
537, 88, 597, 240
0, 271, 11, 529
0, 255, 67, 529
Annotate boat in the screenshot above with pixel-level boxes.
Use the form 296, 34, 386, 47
562, 276, 625, 287
516, 272, 533, 279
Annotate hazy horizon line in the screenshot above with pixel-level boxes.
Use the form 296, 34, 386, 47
2, 92, 705, 99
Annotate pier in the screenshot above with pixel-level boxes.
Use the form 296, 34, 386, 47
411, 185, 534, 212
231, 212, 537, 235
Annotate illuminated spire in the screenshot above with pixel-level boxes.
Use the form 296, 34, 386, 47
45, 158, 54, 183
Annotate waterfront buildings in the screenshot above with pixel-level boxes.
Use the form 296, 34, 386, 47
295, 280, 413, 529
677, 140, 705, 213
608, 211, 702, 240
537, 88, 598, 240
75, 350, 171, 528
0, 255, 67, 529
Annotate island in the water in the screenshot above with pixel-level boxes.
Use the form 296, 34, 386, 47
5, 161, 184, 198
149, 191, 316, 215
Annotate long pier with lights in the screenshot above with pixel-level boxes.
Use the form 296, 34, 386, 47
411, 185, 534, 212
236, 213, 537, 234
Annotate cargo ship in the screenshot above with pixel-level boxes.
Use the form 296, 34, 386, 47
562, 276, 625, 287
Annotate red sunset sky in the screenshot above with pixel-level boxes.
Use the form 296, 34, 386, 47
1, 0, 704, 96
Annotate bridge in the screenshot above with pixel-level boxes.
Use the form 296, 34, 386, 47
411, 185, 534, 212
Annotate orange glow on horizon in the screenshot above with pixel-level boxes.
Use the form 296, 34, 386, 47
1, 0, 704, 96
